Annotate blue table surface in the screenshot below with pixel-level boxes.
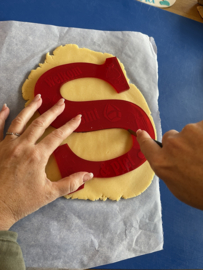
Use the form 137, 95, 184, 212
1, 1, 203, 269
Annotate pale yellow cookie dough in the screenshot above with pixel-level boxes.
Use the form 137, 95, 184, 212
22, 44, 156, 201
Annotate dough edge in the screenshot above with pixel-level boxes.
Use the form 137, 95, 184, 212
22, 44, 156, 201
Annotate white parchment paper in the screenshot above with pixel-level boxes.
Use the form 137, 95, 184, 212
0, 21, 163, 269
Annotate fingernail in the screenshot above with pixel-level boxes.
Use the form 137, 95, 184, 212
1, 104, 7, 111
136, 129, 142, 136
57, 98, 65, 105
83, 173, 94, 183
34, 94, 41, 101
72, 114, 82, 121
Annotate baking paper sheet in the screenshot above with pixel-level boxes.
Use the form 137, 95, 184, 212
0, 21, 163, 269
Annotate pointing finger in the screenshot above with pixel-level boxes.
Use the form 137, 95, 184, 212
136, 129, 161, 164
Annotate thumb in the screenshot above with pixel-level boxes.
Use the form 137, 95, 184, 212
136, 129, 161, 163
53, 171, 94, 197
0, 104, 10, 141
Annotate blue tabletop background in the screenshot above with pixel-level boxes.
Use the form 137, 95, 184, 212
1, 0, 203, 269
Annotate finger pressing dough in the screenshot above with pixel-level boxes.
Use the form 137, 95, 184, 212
22, 44, 156, 201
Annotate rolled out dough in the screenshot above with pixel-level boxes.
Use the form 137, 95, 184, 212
22, 44, 156, 201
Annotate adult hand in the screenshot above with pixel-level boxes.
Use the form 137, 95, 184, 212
136, 122, 203, 210
0, 95, 93, 231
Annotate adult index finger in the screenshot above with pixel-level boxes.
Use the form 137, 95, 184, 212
136, 129, 162, 166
